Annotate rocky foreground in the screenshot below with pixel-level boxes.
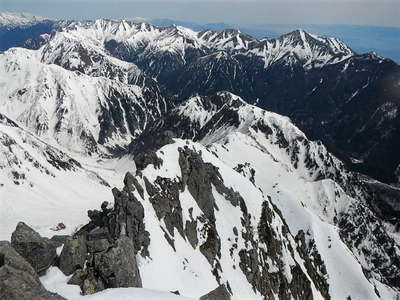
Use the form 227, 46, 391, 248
0, 175, 230, 300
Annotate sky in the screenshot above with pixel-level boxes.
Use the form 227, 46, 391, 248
1, 0, 399, 27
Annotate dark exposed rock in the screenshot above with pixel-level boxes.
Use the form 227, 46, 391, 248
67, 269, 87, 286
0, 241, 37, 279
130, 128, 177, 174
86, 238, 110, 253
58, 235, 87, 275
178, 146, 219, 220
199, 224, 221, 266
124, 171, 144, 199
81, 268, 106, 296
295, 230, 330, 299
50, 235, 69, 247
144, 176, 184, 238
134, 151, 163, 172
67, 236, 142, 295
171, 290, 180, 295
0, 241, 65, 300
130, 130, 176, 155
113, 176, 150, 256
238, 200, 314, 300
199, 284, 231, 300
185, 219, 199, 249
364, 180, 400, 222
11, 222, 57, 273
61, 172, 147, 295
93, 237, 142, 289
288, 265, 314, 300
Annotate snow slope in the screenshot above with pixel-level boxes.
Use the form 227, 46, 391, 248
0, 112, 136, 240
41, 267, 194, 300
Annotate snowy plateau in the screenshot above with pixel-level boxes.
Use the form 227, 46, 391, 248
0, 15, 400, 300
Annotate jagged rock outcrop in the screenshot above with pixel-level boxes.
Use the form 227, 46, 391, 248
136, 138, 325, 298
0, 241, 65, 300
58, 173, 147, 295
93, 236, 142, 288
58, 235, 87, 275
59, 233, 143, 295
62, 235, 142, 295
10, 222, 57, 273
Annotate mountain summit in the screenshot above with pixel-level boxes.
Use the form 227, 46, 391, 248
0, 12, 49, 26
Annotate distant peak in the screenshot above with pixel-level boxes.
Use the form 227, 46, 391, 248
0, 12, 50, 26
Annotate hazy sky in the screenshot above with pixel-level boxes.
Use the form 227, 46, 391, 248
1, 0, 399, 27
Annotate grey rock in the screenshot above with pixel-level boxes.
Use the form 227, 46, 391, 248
144, 176, 184, 238
58, 235, 87, 275
67, 269, 87, 286
199, 225, 221, 265
199, 284, 231, 300
94, 236, 142, 288
11, 222, 57, 273
86, 238, 110, 253
185, 220, 198, 249
112, 180, 150, 256
0, 241, 65, 300
134, 151, 163, 172
178, 147, 217, 220
0, 241, 37, 279
50, 235, 69, 247
81, 268, 105, 295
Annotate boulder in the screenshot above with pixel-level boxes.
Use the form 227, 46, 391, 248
50, 235, 69, 248
0, 241, 65, 300
58, 235, 87, 275
93, 236, 142, 289
11, 222, 57, 273
86, 238, 110, 253
67, 269, 87, 286
0, 241, 37, 278
199, 284, 231, 300
81, 268, 105, 295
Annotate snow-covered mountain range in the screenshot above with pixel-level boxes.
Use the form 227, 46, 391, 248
1, 16, 400, 300
0, 12, 49, 27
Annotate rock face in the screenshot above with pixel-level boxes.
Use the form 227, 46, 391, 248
130, 137, 322, 298
66, 234, 142, 295
58, 235, 87, 275
59, 181, 146, 295
0, 241, 65, 300
10, 222, 57, 273
93, 237, 142, 289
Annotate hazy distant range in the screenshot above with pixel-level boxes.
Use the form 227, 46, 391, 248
153, 19, 400, 63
